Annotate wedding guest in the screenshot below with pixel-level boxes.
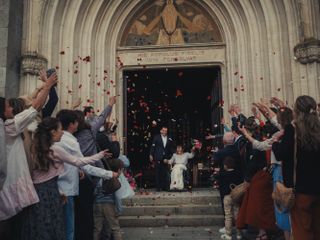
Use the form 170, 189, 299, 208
56, 110, 117, 240
236, 117, 276, 240
93, 158, 124, 240
218, 157, 243, 240
20, 117, 112, 240
73, 96, 116, 240
275, 95, 320, 239
0, 72, 57, 221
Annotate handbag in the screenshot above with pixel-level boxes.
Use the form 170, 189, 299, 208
230, 182, 249, 204
272, 132, 297, 212
101, 157, 121, 194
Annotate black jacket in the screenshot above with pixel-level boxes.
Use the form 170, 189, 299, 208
150, 134, 174, 163
273, 124, 320, 195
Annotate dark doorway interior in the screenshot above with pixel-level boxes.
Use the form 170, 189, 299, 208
124, 66, 223, 188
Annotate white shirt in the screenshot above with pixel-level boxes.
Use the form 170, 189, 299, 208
161, 135, 167, 147
0, 119, 6, 190
1, 107, 39, 220
56, 131, 112, 196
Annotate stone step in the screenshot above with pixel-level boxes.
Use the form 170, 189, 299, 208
121, 226, 222, 240
119, 214, 224, 227
122, 204, 223, 216
123, 189, 221, 206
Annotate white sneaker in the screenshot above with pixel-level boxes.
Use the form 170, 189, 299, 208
219, 227, 226, 234
221, 234, 232, 240
236, 234, 242, 240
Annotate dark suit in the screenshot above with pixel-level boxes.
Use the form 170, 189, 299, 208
150, 134, 174, 191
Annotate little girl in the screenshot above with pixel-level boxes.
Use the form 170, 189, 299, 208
164, 145, 195, 190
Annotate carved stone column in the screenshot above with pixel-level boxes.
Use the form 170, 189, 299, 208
21, 52, 48, 76
294, 38, 320, 64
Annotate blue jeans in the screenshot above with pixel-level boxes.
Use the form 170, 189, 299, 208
64, 196, 75, 240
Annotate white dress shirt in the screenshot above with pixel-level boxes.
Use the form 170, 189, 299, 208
56, 131, 112, 196
161, 135, 167, 147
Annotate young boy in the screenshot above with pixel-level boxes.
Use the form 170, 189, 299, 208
218, 156, 243, 240
93, 158, 124, 240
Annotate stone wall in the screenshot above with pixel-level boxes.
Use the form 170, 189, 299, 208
0, 0, 23, 98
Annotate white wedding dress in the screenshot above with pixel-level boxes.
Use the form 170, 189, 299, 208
168, 152, 194, 190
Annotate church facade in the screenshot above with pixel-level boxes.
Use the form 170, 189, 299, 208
1, 0, 320, 143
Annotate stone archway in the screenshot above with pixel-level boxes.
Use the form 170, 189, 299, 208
20, 0, 320, 145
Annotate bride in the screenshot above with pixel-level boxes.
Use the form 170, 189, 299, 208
164, 145, 195, 190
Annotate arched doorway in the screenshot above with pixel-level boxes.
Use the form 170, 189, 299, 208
117, 0, 224, 187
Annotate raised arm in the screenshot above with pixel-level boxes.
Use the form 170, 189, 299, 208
90, 96, 116, 135
81, 164, 114, 179
52, 144, 106, 167
32, 70, 58, 111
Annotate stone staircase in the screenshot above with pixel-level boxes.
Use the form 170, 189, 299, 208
120, 189, 223, 228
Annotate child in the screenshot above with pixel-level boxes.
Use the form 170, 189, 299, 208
164, 145, 195, 190
93, 158, 124, 240
218, 156, 243, 240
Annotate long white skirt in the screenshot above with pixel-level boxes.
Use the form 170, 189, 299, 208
170, 164, 187, 190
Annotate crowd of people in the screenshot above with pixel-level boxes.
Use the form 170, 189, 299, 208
0, 67, 320, 240
213, 97, 320, 240
0, 69, 129, 240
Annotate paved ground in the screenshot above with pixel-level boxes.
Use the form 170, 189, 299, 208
122, 226, 285, 240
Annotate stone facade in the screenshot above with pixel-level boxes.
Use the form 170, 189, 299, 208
1, 0, 320, 142
0, 0, 23, 98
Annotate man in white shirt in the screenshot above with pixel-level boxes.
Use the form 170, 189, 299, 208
56, 110, 115, 240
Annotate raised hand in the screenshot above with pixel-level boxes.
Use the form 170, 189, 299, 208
109, 96, 117, 106
45, 72, 58, 88
39, 69, 47, 82
72, 98, 82, 109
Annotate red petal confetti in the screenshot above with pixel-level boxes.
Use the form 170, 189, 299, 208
176, 89, 183, 97
74, 60, 78, 65
78, 84, 82, 89
74, 70, 78, 74
55, 66, 59, 69
97, 82, 101, 86
234, 72, 238, 75
260, 77, 263, 80
234, 87, 238, 92
277, 88, 281, 91
107, 91, 110, 95
240, 75, 243, 79
83, 56, 91, 63
87, 99, 90, 103
174, 58, 178, 61
97, 109, 100, 113
110, 80, 114, 84
66, 101, 69, 104
68, 90, 72, 94
59, 51, 65, 55
104, 70, 108, 74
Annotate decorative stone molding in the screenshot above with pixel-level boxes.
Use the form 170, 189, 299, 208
21, 52, 48, 75
294, 38, 320, 64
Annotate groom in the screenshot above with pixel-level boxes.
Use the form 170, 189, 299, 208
149, 126, 174, 191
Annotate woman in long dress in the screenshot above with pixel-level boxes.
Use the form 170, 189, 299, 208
164, 145, 195, 190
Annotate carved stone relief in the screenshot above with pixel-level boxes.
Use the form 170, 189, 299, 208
122, 0, 222, 46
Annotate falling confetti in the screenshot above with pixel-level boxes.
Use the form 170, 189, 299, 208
59, 51, 65, 55
78, 84, 82, 89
